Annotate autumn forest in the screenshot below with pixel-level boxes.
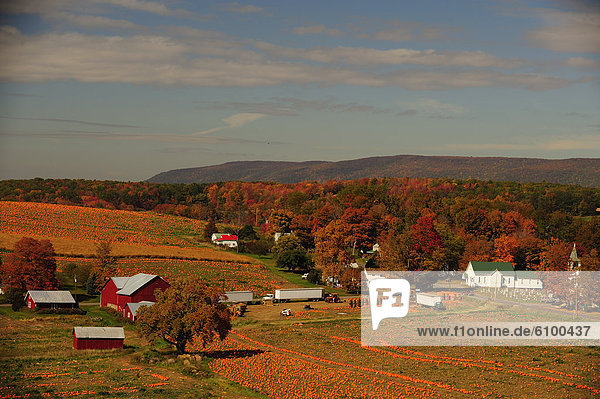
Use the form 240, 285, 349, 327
1, 177, 599, 289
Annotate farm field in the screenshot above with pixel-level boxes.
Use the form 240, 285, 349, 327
0, 201, 252, 262
2, 301, 599, 398
206, 312, 600, 399
55, 257, 293, 296
2, 200, 599, 398
0, 201, 206, 247
0, 308, 265, 398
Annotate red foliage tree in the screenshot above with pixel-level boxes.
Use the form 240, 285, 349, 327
0, 237, 59, 291
409, 212, 443, 256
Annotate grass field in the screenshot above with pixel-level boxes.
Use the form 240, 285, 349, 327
0, 307, 266, 399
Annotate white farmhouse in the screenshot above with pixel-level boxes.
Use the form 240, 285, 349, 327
211, 233, 238, 248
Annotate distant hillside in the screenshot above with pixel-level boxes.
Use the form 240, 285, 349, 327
147, 155, 600, 187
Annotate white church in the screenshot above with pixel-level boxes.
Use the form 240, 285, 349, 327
463, 261, 543, 289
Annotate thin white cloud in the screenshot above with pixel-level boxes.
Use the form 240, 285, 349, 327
291, 25, 344, 37
566, 56, 600, 68
0, 0, 194, 18
0, 129, 268, 144
219, 2, 266, 15
49, 11, 141, 30
400, 98, 468, 119
445, 134, 600, 152
0, 27, 588, 91
206, 98, 393, 116
194, 113, 266, 135
291, 20, 447, 41
253, 42, 525, 69
0, 115, 141, 128
91, 0, 192, 17
527, 7, 600, 53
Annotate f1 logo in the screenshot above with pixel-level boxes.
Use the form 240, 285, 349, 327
368, 278, 410, 330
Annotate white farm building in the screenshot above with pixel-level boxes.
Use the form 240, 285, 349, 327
463, 261, 542, 290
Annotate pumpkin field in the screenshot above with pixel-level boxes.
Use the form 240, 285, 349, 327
55, 257, 293, 296
204, 320, 600, 398
0, 201, 250, 261
1, 201, 599, 398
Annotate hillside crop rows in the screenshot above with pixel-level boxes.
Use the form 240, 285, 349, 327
0, 201, 205, 247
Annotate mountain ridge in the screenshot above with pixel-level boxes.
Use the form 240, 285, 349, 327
147, 155, 600, 187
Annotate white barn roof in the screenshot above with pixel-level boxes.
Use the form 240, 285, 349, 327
125, 301, 155, 317
73, 327, 125, 339
116, 273, 159, 296
26, 290, 75, 304
110, 277, 130, 290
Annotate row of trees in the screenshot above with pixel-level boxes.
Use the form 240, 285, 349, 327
2, 178, 600, 289
1, 178, 599, 223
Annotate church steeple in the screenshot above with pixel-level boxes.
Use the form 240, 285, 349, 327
568, 243, 580, 270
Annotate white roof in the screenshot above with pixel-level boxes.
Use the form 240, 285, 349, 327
73, 326, 125, 339
124, 301, 155, 317
111, 277, 130, 290
472, 271, 495, 276
26, 290, 75, 304
116, 273, 159, 296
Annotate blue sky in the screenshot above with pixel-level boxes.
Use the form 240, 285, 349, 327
0, 0, 598, 181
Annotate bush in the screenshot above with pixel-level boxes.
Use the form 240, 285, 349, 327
275, 249, 311, 271
307, 269, 322, 285
241, 239, 272, 255
86, 272, 101, 295
5, 288, 25, 311
238, 225, 258, 241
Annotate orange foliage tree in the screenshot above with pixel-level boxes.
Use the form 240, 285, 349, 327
540, 238, 572, 271
136, 276, 231, 354
314, 220, 353, 283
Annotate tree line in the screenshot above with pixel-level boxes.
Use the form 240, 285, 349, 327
1, 177, 599, 288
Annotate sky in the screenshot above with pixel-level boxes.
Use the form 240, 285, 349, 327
0, 0, 599, 181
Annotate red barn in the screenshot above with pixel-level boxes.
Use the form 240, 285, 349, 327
100, 273, 169, 311
25, 291, 76, 310
123, 301, 154, 321
73, 327, 124, 350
